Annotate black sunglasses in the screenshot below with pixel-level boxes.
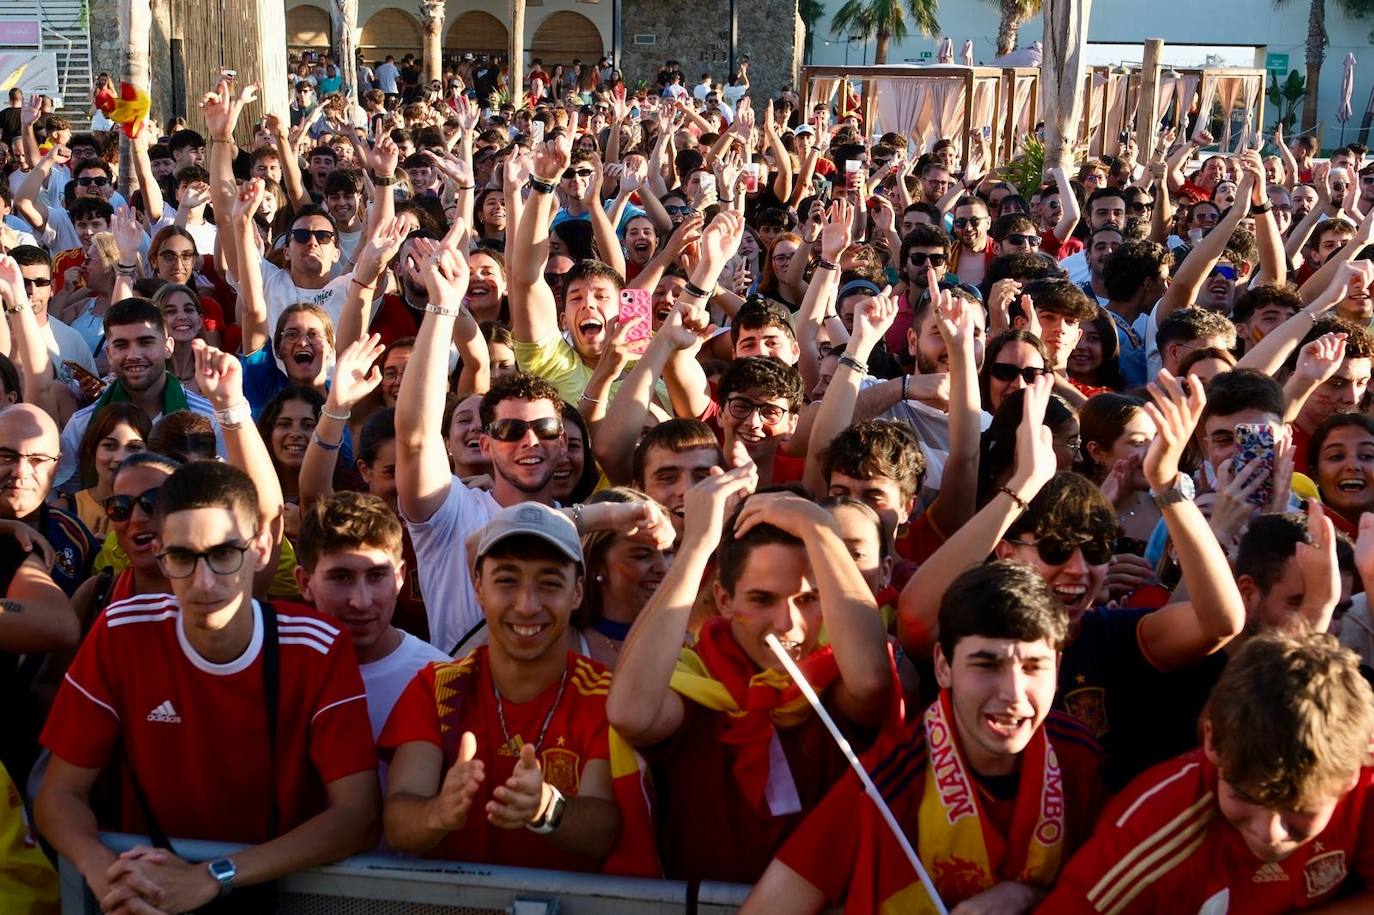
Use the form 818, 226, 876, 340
104, 486, 161, 522
1130, 201, 1155, 212
562, 167, 595, 180
907, 251, 947, 267
1002, 233, 1042, 247
77, 176, 110, 187
290, 228, 336, 245
1009, 536, 1113, 567
21, 276, 52, 289
486, 417, 564, 442
988, 363, 1047, 384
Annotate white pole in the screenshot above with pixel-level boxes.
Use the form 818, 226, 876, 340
764, 634, 949, 915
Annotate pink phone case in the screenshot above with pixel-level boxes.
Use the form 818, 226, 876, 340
618, 288, 653, 355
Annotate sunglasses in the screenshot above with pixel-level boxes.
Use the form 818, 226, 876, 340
1130, 201, 1155, 212
562, 168, 595, 180
952, 217, 985, 229
907, 252, 947, 267
77, 176, 110, 187
1209, 264, 1238, 281
485, 416, 564, 442
665, 205, 694, 216
1003, 233, 1042, 247
290, 228, 336, 245
104, 486, 161, 522
988, 363, 1047, 384
21, 276, 52, 289
1008, 535, 1113, 567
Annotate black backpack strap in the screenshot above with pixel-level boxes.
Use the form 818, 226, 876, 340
260, 600, 280, 839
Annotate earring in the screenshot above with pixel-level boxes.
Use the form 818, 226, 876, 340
596, 574, 605, 582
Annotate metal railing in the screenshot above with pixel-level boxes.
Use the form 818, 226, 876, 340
60, 833, 754, 915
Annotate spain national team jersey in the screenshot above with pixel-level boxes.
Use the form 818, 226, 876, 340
41, 595, 377, 844
1041, 750, 1374, 913
379, 647, 648, 874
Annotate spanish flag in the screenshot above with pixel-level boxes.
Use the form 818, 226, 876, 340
94, 82, 151, 139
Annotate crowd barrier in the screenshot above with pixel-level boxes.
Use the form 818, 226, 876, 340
60, 833, 755, 914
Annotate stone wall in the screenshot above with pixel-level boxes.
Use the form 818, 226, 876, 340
620, 0, 802, 99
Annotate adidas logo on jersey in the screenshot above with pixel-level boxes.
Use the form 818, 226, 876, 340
1253, 862, 1289, 883
146, 700, 181, 723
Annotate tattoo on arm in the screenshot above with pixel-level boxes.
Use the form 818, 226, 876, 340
0, 599, 23, 614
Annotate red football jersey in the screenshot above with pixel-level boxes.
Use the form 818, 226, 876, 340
1041, 750, 1374, 914
41, 595, 377, 844
378, 647, 615, 873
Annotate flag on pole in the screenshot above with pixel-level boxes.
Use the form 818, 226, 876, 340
95, 82, 152, 139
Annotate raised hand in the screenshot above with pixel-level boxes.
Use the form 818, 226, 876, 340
110, 205, 144, 267
0, 255, 31, 312
178, 181, 211, 212
1141, 370, 1206, 492
848, 286, 897, 359
1008, 373, 1057, 498
820, 198, 852, 262
430, 731, 485, 832
356, 215, 407, 278
231, 177, 266, 222
579, 154, 604, 208
1019, 293, 1042, 340
614, 499, 678, 551
699, 208, 745, 267
1294, 500, 1340, 631
453, 93, 480, 132
931, 277, 977, 354
366, 122, 401, 177
21, 94, 41, 127
329, 333, 385, 411
532, 130, 574, 183
1293, 332, 1348, 387
191, 339, 245, 410
656, 299, 715, 353
682, 464, 759, 548
418, 231, 472, 312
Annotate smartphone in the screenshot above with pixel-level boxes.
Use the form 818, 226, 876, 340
618, 288, 654, 355
814, 175, 831, 203
698, 173, 716, 199
1232, 423, 1276, 508
844, 158, 862, 193
1119, 130, 1130, 144
530, 120, 545, 144
743, 162, 760, 194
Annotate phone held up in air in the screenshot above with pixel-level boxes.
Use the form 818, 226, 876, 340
617, 288, 654, 356
1232, 423, 1276, 508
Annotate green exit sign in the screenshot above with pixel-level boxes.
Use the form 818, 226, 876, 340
1265, 52, 1288, 75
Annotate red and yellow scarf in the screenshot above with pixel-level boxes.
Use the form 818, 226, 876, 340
668, 617, 840, 818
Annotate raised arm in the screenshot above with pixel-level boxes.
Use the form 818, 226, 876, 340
923, 282, 982, 538
395, 229, 470, 524
129, 128, 165, 222
762, 101, 793, 204
15, 144, 65, 230
336, 216, 406, 352
1136, 371, 1245, 668
266, 113, 311, 212
1240, 151, 1286, 288
1273, 124, 1300, 191
795, 201, 848, 395
1049, 165, 1081, 242
1155, 169, 1255, 321
1236, 264, 1363, 375
229, 178, 272, 355
608, 465, 758, 745
897, 375, 1057, 655
1298, 206, 1374, 303
508, 131, 571, 346
299, 334, 385, 511
0, 256, 57, 420
582, 157, 626, 278
203, 80, 258, 280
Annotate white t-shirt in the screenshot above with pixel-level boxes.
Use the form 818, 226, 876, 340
44, 316, 97, 379
152, 204, 217, 256
361, 631, 449, 740
403, 476, 500, 654
257, 255, 354, 336
692, 82, 711, 103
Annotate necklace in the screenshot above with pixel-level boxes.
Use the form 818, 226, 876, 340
493, 666, 569, 756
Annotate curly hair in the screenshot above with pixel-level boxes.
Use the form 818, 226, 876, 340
1004, 470, 1118, 546
717, 356, 804, 414
822, 419, 926, 503
479, 371, 566, 427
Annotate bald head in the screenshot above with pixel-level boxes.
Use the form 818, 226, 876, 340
0, 404, 61, 519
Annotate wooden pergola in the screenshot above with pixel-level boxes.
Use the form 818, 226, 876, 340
800, 64, 1041, 168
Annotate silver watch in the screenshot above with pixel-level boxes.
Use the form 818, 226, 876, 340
526, 785, 566, 835
207, 857, 236, 897
1151, 473, 1195, 509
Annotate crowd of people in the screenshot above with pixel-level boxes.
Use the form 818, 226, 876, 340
1, 45, 1374, 914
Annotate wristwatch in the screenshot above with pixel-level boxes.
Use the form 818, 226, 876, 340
526, 785, 566, 835
1151, 473, 1195, 509
207, 857, 236, 897
214, 402, 253, 430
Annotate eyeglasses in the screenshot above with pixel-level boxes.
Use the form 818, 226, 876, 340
0, 450, 58, 471
952, 217, 985, 229
725, 396, 789, 425
104, 486, 161, 522
1002, 233, 1042, 248
21, 276, 52, 289
561, 168, 595, 180
157, 250, 198, 264
1006, 535, 1112, 567
906, 252, 947, 267
1054, 433, 1082, 452
988, 363, 1047, 384
279, 328, 324, 344
289, 228, 336, 245
1209, 264, 1238, 281
77, 176, 110, 187
157, 540, 254, 578
485, 416, 564, 442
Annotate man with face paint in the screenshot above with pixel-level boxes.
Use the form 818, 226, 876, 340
900, 373, 1246, 787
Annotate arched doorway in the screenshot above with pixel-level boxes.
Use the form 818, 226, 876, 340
445, 11, 509, 58
285, 4, 332, 54
360, 8, 423, 62
529, 11, 603, 70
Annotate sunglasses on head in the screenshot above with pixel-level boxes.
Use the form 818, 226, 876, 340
104, 487, 161, 522
77, 176, 109, 187
907, 252, 947, 267
290, 228, 336, 245
988, 363, 1047, 384
1003, 233, 1042, 247
1209, 264, 1238, 281
485, 416, 564, 442
562, 167, 595, 180
1010, 535, 1113, 567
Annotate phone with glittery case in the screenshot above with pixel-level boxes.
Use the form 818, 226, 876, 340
617, 288, 653, 355
1233, 423, 1275, 508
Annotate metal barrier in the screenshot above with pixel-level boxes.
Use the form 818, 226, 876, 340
61, 833, 753, 915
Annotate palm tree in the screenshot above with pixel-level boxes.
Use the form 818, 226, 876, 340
987, 0, 1041, 58
830, 0, 940, 65
1273, 0, 1374, 132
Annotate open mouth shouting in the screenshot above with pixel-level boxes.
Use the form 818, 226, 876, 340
1337, 475, 1369, 495
983, 709, 1033, 741
1051, 581, 1089, 609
